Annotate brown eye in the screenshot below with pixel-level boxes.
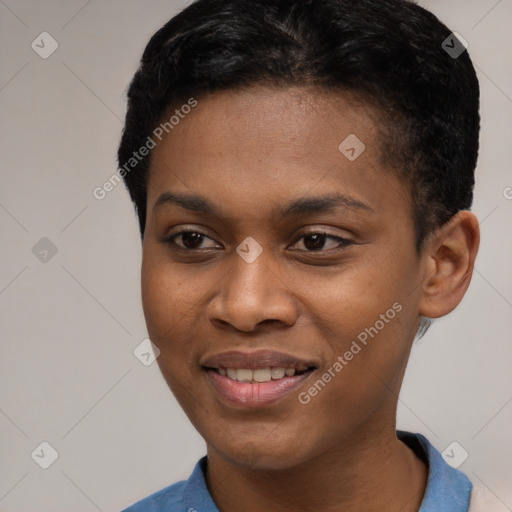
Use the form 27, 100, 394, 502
292, 232, 354, 252
167, 231, 219, 250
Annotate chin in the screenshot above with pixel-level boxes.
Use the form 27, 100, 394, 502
207, 427, 321, 471
221, 447, 310, 471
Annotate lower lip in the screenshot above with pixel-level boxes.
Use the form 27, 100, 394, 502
205, 369, 313, 409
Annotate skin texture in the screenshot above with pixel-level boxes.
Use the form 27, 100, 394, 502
141, 86, 480, 512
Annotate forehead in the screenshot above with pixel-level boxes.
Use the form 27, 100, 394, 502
146, 86, 410, 220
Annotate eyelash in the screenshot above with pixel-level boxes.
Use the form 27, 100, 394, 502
164, 230, 354, 253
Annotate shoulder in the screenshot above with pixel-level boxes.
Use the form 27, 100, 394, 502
468, 486, 511, 512
121, 480, 187, 512
121, 457, 213, 512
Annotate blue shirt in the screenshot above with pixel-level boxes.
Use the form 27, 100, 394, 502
122, 431, 473, 512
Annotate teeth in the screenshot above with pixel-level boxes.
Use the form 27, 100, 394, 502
253, 368, 271, 382
236, 369, 253, 382
271, 367, 286, 379
218, 367, 298, 382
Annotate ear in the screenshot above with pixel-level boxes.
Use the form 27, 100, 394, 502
418, 211, 480, 319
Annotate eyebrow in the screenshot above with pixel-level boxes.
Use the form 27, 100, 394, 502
153, 191, 374, 217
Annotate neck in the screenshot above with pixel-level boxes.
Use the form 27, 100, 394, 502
205, 421, 427, 512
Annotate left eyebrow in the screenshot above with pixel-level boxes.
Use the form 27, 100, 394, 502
277, 194, 374, 217
152, 191, 374, 217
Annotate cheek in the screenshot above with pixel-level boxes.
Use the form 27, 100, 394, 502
141, 253, 194, 346
301, 258, 418, 395
140, 251, 221, 379
141, 258, 202, 402
141, 259, 171, 337
306, 260, 409, 337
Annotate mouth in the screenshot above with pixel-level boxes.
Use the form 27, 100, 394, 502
208, 366, 314, 382
201, 350, 317, 409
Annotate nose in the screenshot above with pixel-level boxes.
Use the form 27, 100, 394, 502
206, 247, 298, 333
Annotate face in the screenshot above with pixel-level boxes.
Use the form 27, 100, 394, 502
141, 86, 426, 470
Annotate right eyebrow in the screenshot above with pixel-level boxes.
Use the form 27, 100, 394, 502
153, 191, 374, 218
153, 192, 220, 215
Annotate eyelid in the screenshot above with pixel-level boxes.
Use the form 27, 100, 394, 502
164, 225, 213, 239
290, 230, 354, 251
294, 227, 353, 240
164, 227, 355, 253
164, 228, 220, 249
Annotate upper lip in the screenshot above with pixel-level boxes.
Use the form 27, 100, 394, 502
201, 350, 318, 371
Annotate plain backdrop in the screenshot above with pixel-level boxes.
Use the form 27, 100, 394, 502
1, 0, 511, 510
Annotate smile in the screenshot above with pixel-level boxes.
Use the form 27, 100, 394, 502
201, 350, 317, 408
216, 367, 303, 382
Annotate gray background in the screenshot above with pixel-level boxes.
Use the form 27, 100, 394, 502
1, 0, 511, 510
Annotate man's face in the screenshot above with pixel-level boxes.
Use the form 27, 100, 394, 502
141, 86, 425, 470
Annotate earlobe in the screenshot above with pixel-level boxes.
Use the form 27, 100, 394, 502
418, 211, 480, 319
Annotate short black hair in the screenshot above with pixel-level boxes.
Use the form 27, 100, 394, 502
118, 0, 480, 250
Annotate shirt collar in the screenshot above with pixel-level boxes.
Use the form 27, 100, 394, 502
183, 456, 219, 511
397, 430, 472, 512
183, 431, 473, 512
